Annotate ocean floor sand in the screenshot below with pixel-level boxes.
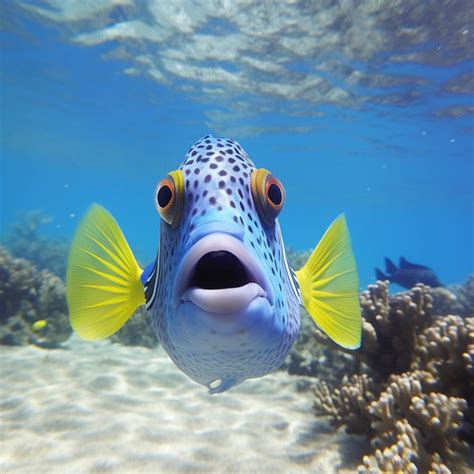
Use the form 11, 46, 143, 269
0, 338, 365, 473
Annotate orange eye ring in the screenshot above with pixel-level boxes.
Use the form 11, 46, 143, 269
155, 170, 184, 228
250, 168, 285, 226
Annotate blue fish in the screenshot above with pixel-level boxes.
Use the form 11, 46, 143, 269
376, 257, 443, 289
67, 135, 361, 393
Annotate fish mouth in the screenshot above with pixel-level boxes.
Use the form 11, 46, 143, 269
173, 233, 274, 314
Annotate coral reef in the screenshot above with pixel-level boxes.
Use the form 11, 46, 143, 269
312, 280, 474, 473
313, 373, 379, 435
0, 245, 157, 349
283, 304, 358, 384
453, 275, 474, 317
286, 246, 312, 272
359, 375, 467, 473
2, 210, 69, 279
430, 275, 474, 318
0, 245, 70, 346
111, 306, 158, 348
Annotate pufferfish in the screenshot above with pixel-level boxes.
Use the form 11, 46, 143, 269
67, 135, 361, 394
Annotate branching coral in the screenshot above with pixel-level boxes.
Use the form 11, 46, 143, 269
359, 374, 467, 472
359, 281, 434, 376
312, 280, 473, 472
313, 373, 379, 434
412, 315, 474, 397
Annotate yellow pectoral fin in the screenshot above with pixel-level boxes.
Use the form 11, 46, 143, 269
295, 214, 361, 349
66, 204, 145, 340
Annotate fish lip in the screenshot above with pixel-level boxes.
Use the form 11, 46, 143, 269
172, 233, 275, 311
181, 283, 267, 315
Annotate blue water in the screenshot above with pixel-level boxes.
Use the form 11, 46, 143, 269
1, 2, 473, 290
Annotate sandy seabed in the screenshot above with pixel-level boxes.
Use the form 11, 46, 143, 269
0, 338, 364, 473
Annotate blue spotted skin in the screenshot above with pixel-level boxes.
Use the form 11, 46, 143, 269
146, 135, 300, 393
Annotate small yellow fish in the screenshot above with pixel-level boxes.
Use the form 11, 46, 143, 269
32, 320, 47, 332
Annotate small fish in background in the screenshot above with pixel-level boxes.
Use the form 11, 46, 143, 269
31, 320, 47, 332
66, 135, 362, 394
375, 257, 443, 289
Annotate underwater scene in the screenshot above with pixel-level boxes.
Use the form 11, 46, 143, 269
1, 1, 473, 473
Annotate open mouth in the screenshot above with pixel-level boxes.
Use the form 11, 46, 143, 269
173, 233, 274, 314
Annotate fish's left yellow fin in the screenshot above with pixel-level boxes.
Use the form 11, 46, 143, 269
295, 214, 361, 349
67, 204, 145, 340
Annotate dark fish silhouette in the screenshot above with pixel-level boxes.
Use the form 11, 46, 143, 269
375, 257, 442, 289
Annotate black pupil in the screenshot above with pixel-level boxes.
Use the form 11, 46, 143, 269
267, 183, 282, 206
158, 185, 173, 208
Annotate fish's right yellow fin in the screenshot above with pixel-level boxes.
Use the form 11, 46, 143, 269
295, 214, 361, 349
66, 204, 145, 340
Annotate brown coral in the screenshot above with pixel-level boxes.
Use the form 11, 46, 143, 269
0, 245, 70, 346
366, 374, 467, 471
358, 281, 434, 376
313, 373, 379, 434
312, 281, 473, 473
412, 315, 474, 398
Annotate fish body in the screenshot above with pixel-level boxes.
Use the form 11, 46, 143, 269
67, 135, 362, 393
32, 320, 47, 332
376, 257, 442, 289
144, 136, 300, 392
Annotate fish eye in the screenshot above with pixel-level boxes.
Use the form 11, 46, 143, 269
250, 168, 285, 225
266, 178, 284, 208
157, 183, 173, 208
155, 170, 184, 228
